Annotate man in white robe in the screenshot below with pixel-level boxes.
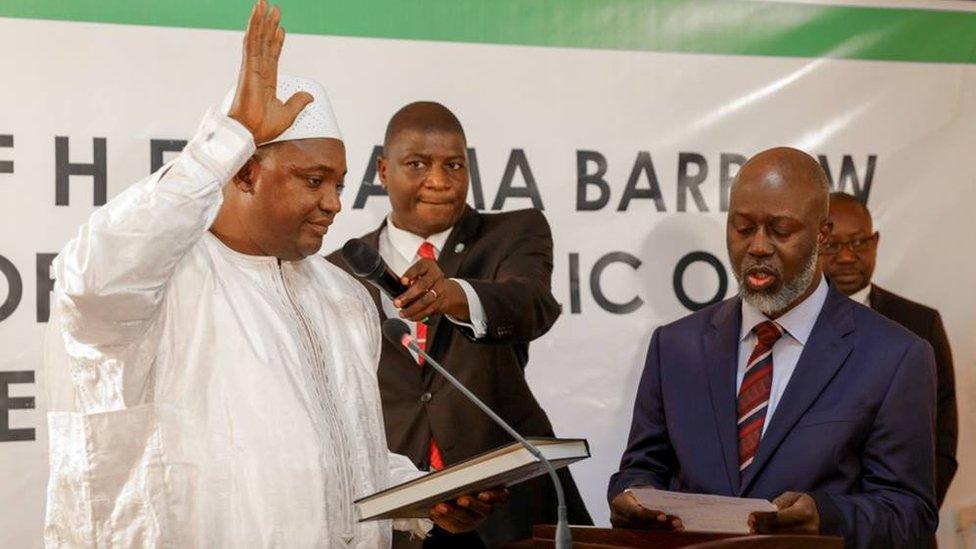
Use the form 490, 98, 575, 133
43, 2, 503, 546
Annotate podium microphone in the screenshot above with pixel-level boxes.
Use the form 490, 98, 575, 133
381, 318, 571, 549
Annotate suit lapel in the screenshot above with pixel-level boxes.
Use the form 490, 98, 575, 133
438, 207, 480, 279
738, 286, 855, 495
869, 284, 890, 314
704, 298, 744, 495
359, 223, 385, 315
425, 207, 481, 355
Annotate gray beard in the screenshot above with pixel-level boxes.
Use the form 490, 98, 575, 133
736, 250, 819, 317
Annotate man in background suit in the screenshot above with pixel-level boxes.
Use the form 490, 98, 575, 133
821, 191, 957, 507
328, 102, 591, 547
609, 148, 938, 548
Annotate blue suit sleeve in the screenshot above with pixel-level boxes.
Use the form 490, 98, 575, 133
810, 338, 939, 548
607, 328, 678, 501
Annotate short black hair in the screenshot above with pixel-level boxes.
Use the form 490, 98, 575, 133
829, 191, 872, 220
383, 101, 466, 152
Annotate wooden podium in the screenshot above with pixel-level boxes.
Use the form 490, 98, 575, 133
503, 525, 844, 548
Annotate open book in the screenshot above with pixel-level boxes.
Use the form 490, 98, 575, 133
356, 438, 590, 521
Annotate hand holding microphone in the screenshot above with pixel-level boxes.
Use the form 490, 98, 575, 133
341, 239, 469, 322
341, 239, 407, 298
394, 258, 470, 322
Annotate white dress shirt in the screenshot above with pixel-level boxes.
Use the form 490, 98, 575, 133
849, 284, 871, 307
377, 216, 488, 345
736, 276, 829, 436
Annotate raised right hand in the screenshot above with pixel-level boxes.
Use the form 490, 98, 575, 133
610, 491, 684, 531
228, 0, 313, 144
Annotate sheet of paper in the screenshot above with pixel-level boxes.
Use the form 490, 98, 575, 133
627, 487, 777, 534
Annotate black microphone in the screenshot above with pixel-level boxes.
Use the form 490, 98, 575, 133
342, 238, 408, 299
381, 318, 572, 549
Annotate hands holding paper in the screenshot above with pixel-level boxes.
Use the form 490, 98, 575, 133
612, 487, 820, 535
749, 491, 820, 535
610, 491, 685, 531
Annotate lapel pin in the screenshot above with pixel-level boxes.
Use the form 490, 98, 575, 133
454, 243, 465, 253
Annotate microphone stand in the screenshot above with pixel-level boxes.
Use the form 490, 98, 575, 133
402, 337, 571, 549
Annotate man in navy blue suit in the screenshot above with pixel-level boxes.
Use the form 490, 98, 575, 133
608, 147, 938, 548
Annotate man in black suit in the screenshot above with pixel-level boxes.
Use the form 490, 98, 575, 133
821, 191, 957, 507
327, 101, 591, 547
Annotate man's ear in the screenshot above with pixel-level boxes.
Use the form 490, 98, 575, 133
377, 154, 388, 189
233, 156, 259, 193
819, 219, 834, 244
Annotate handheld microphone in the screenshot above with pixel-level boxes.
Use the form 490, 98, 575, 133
342, 238, 408, 299
381, 318, 572, 549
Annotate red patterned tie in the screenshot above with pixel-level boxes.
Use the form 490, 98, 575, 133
415, 242, 445, 470
737, 320, 783, 473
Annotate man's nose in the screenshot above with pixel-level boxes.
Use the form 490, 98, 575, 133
319, 186, 342, 214
834, 246, 857, 263
425, 165, 451, 189
747, 228, 774, 256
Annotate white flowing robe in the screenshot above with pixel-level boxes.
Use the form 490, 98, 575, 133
43, 109, 429, 548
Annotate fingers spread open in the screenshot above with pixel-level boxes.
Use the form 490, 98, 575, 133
243, 1, 265, 58
271, 26, 285, 63
260, 4, 278, 56
283, 91, 313, 119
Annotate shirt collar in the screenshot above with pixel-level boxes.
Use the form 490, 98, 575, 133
385, 214, 454, 263
848, 284, 872, 307
740, 275, 829, 346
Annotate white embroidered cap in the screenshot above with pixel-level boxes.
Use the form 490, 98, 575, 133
221, 74, 342, 144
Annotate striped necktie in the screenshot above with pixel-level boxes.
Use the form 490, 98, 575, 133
737, 320, 784, 473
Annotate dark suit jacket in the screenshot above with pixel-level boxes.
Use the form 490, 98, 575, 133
870, 284, 957, 507
609, 284, 938, 548
327, 207, 591, 547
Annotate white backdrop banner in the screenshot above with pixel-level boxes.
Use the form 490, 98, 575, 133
1, 1, 975, 547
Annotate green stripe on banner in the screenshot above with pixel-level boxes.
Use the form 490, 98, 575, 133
2, 0, 976, 63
